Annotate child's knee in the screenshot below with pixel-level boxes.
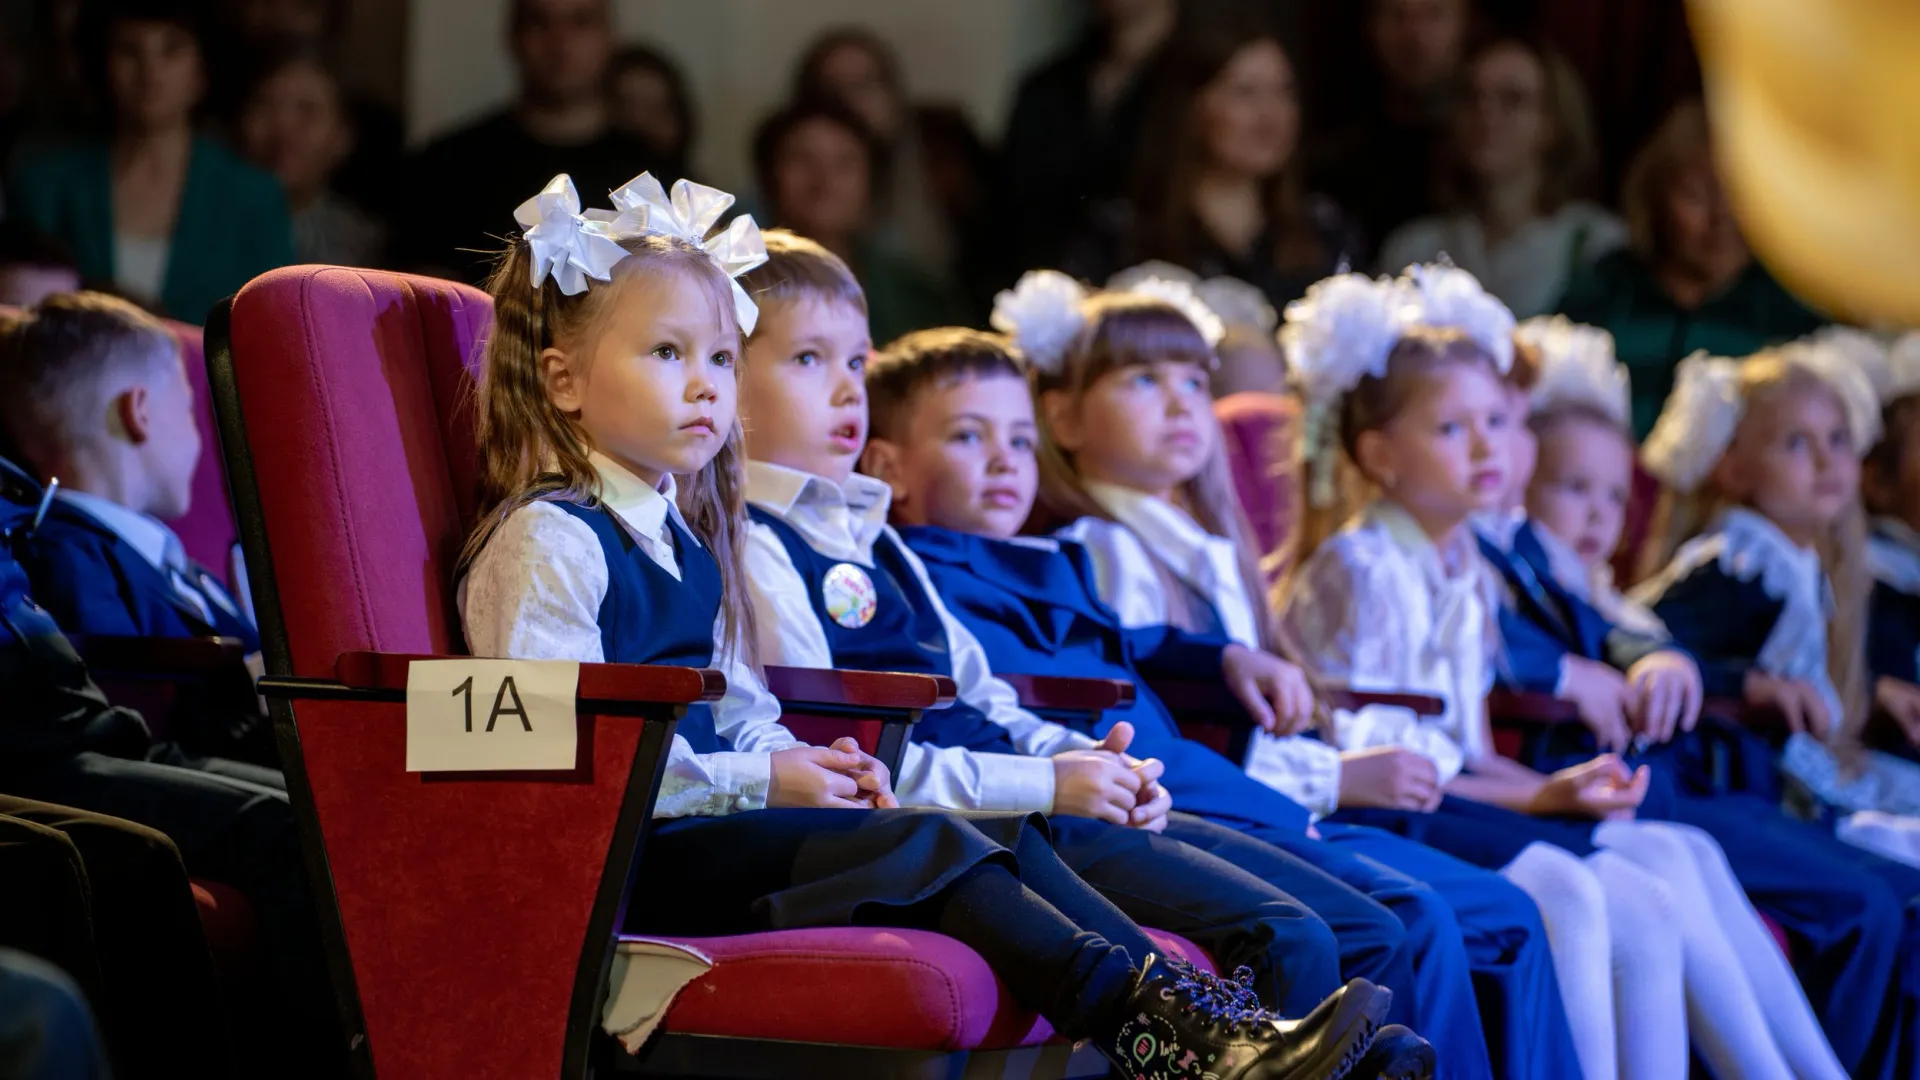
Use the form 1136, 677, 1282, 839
1504, 842, 1607, 928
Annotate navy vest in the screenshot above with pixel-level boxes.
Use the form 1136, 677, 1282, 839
747, 507, 1012, 754
902, 525, 1312, 834
552, 501, 723, 751
1478, 524, 1611, 695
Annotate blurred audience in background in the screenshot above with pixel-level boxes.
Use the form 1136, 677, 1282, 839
1558, 99, 1824, 437
996, 0, 1175, 280
395, 0, 660, 280
1090, 11, 1358, 310
1377, 36, 1623, 316
9, 0, 294, 324
606, 42, 693, 180
752, 98, 966, 348
238, 48, 384, 268
1309, 0, 1473, 261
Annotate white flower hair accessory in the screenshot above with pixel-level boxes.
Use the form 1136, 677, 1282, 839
1195, 276, 1278, 336
1641, 351, 1745, 493
513, 174, 630, 296
1889, 331, 1920, 403
991, 270, 1088, 374
1280, 272, 1416, 409
1120, 275, 1226, 349
1778, 335, 1884, 451
1517, 315, 1629, 426
595, 172, 771, 334
1402, 263, 1515, 372
1107, 262, 1275, 337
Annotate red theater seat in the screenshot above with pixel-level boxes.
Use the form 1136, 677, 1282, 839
208, 265, 1211, 1080
1213, 392, 1298, 578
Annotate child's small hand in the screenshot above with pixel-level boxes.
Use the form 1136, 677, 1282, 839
1624, 650, 1702, 744
826, 736, 899, 809
1744, 671, 1833, 738
1337, 746, 1441, 811
769, 745, 885, 809
1126, 757, 1173, 832
1222, 645, 1316, 735
1875, 677, 1920, 747
1052, 726, 1145, 824
1560, 656, 1631, 752
1528, 755, 1649, 820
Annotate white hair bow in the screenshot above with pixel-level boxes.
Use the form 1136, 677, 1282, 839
991, 270, 1089, 374
599, 172, 770, 334
1642, 351, 1745, 494
513, 174, 630, 297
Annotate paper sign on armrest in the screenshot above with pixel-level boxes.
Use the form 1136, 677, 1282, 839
406, 659, 581, 772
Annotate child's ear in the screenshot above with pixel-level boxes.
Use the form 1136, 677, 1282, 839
1353, 429, 1397, 490
860, 437, 908, 501
115, 386, 152, 446
540, 347, 581, 413
1039, 390, 1083, 453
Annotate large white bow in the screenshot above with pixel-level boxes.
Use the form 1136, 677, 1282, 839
598, 172, 770, 334
513, 174, 629, 296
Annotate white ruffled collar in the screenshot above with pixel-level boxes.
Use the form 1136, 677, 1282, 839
1714, 507, 1826, 607
1871, 517, 1920, 597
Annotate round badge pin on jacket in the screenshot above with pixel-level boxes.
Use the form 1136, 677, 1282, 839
822, 562, 878, 628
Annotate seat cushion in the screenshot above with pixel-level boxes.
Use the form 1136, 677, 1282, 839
628, 927, 1211, 1052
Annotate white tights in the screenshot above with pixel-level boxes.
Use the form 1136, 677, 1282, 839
1501, 826, 1846, 1080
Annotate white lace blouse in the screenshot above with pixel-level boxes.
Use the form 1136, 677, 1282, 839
1280, 503, 1497, 782
1060, 482, 1346, 817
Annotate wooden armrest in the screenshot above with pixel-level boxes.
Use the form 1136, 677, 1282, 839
1001, 673, 1136, 714
762, 666, 954, 711
1487, 689, 1582, 725
1324, 688, 1447, 716
257, 651, 725, 716
72, 634, 247, 677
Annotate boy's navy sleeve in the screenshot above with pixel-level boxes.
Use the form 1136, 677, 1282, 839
1123, 624, 1231, 680
17, 534, 144, 639
1648, 565, 1782, 698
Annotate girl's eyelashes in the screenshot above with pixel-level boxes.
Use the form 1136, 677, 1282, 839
710, 350, 735, 369
848, 353, 867, 374
652, 343, 681, 362
1010, 433, 1036, 452
790, 350, 818, 367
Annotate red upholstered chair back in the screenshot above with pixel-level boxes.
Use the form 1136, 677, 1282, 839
160, 319, 245, 589
1214, 392, 1300, 581
220, 266, 493, 676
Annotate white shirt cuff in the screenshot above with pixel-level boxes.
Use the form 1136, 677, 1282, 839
697, 750, 774, 814
976, 753, 1058, 814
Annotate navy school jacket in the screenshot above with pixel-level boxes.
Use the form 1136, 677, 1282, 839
18, 500, 260, 653
1476, 520, 1667, 695
901, 524, 1314, 834
1869, 523, 1920, 686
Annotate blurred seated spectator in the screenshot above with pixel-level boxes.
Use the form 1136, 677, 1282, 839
997, 0, 1176, 276
9, 0, 295, 325
607, 42, 693, 180
794, 28, 990, 303
238, 49, 385, 267
0, 294, 261, 667
0, 797, 230, 1079
0, 223, 81, 309
1378, 37, 1623, 316
1102, 16, 1359, 309
753, 101, 968, 347
1308, 0, 1473, 260
1558, 100, 1825, 437
0, 949, 107, 1080
396, 0, 661, 281
0, 452, 340, 1079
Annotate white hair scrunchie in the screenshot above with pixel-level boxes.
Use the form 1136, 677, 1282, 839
1641, 351, 1745, 493
990, 270, 1089, 374
1518, 314, 1630, 427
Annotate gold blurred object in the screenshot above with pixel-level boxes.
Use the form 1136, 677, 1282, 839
1689, 0, 1920, 323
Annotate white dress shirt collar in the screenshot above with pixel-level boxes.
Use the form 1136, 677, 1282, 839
746, 460, 892, 558
590, 452, 695, 549
1083, 479, 1258, 648
56, 489, 180, 573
